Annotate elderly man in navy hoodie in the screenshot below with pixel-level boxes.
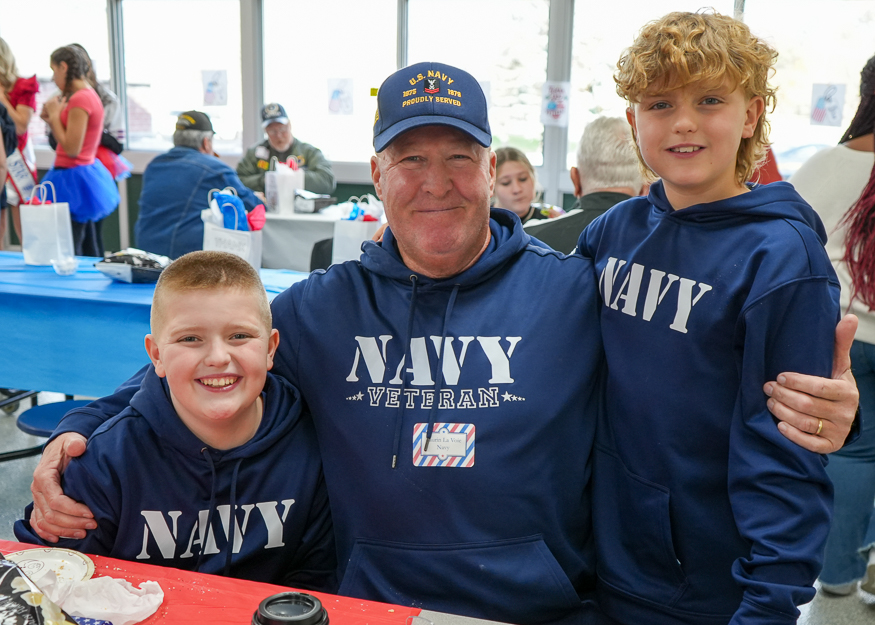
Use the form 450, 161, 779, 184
30, 63, 859, 625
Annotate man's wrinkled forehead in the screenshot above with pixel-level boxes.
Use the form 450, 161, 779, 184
380, 124, 486, 155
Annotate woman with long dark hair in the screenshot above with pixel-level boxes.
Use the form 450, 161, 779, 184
40, 45, 119, 256
791, 54, 875, 598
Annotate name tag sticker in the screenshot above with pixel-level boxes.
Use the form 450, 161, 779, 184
413, 423, 475, 467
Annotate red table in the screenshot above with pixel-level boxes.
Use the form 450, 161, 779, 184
1, 539, 420, 624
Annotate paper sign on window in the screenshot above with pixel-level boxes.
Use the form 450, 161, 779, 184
810, 84, 845, 127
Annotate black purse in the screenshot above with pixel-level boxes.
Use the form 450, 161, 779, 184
99, 130, 124, 155
48, 129, 123, 155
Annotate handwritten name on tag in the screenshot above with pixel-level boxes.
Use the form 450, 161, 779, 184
412, 423, 475, 467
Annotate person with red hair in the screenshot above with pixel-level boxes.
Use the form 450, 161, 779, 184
791, 54, 875, 598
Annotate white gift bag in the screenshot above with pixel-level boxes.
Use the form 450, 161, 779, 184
331, 219, 381, 265
202, 221, 263, 269
202, 187, 262, 269
20, 182, 76, 267
264, 170, 279, 211
265, 157, 305, 214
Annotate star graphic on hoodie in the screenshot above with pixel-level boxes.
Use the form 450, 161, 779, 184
502, 392, 513, 402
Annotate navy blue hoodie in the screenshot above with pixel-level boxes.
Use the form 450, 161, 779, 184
578, 181, 839, 625
50, 210, 605, 624
270, 209, 604, 624
17, 369, 335, 590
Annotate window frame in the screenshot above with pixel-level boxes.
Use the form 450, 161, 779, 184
38, 0, 852, 224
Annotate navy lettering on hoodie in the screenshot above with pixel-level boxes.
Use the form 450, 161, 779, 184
16, 370, 336, 591
578, 180, 839, 625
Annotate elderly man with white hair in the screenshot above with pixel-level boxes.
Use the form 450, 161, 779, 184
525, 116, 644, 253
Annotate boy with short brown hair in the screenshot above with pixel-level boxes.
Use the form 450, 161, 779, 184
577, 11, 839, 624
17, 251, 335, 590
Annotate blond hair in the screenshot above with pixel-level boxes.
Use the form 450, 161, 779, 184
493, 146, 542, 204
0, 37, 20, 92
615, 10, 777, 185
151, 251, 271, 336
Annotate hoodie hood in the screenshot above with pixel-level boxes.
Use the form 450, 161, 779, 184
15, 365, 334, 586
130, 367, 301, 461
126, 368, 309, 576
359, 208, 532, 287
648, 179, 829, 245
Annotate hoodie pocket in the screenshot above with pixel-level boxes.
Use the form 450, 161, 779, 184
593, 445, 687, 606
338, 535, 583, 624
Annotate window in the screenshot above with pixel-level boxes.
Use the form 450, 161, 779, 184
567, 1, 736, 169
262, 0, 397, 163
0, 0, 111, 148
408, 0, 549, 166
122, 0, 243, 154
744, 0, 875, 178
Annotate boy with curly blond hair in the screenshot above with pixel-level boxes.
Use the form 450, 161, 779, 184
577, 11, 840, 625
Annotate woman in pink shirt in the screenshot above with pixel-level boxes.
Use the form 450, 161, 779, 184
40, 45, 118, 256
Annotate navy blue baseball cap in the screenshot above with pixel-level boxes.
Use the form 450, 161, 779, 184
261, 102, 289, 127
373, 62, 491, 152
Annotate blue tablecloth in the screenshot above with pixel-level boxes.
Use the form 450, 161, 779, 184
0, 252, 309, 397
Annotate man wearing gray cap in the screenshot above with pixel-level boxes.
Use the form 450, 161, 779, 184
236, 102, 335, 195
30, 63, 859, 625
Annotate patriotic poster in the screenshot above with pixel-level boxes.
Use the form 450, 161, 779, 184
328, 78, 354, 115
541, 81, 570, 127
810, 84, 845, 127
202, 70, 228, 106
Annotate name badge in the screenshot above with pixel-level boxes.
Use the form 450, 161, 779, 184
255, 146, 270, 159
412, 423, 475, 467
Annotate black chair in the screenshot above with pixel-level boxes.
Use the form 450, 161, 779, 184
0, 399, 90, 462
0, 389, 37, 415
310, 238, 334, 271
523, 209, 604, 254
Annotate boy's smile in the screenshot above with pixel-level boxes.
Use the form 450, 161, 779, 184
145, 288, 279, 449
627, 79, 764, 210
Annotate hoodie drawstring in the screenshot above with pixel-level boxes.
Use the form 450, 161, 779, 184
391, 275, 418, 468
223, 458, 243, 576
389, 277, 461, 466
197, 448, 244, 577
424, 284, 460, 451
196, 448, 218, 572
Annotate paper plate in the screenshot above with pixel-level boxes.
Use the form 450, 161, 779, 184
5, 547, 95, 582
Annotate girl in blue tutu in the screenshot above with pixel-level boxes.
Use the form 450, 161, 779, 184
39, 45, 119, 256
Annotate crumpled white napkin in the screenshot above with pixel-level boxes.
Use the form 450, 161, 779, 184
37, 569, 164, 625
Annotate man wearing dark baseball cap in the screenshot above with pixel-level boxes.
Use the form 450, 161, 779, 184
333, 62, 605, 624
31, 61, 861, 625
135, 110, 262, 258
372, 61, 491, 152
236, 102, 335, 195
174, 110, 213, 132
